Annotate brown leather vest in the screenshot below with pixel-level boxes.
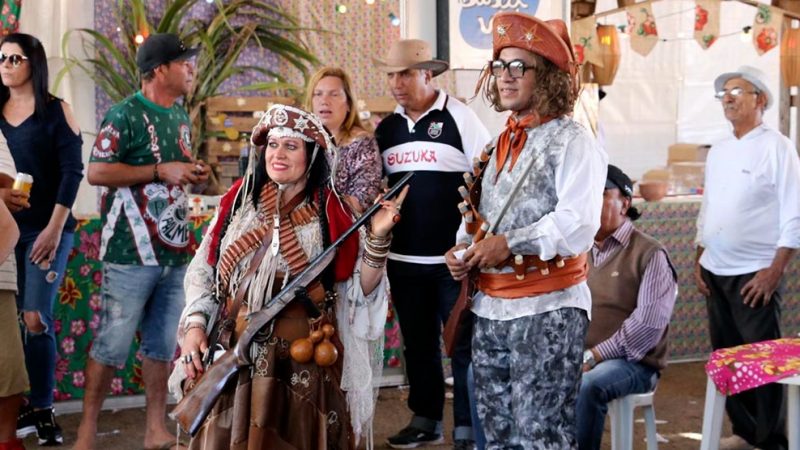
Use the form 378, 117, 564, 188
586, 227, 676, 370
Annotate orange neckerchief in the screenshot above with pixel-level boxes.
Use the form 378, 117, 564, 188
494, 113, 538, 182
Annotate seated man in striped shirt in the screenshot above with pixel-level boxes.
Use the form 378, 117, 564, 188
577, 164, 678, 450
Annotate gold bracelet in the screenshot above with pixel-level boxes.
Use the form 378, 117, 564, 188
362, 253, 386, 269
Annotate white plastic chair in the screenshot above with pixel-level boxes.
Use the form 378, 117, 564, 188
700, 375, 800, 450
608, 390, 659, 450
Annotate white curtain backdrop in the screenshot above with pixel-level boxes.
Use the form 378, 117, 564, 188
594, 0, 779, 179
20, 0, 97, 215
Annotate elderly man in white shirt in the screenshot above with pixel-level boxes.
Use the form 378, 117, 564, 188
695, 65, 800, 450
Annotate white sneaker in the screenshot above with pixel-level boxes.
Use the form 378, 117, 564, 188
719, 434, 755, 450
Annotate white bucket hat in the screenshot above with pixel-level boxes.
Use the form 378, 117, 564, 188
714, 65, 772, 110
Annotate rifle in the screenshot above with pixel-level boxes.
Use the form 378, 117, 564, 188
170, 172, 414, 436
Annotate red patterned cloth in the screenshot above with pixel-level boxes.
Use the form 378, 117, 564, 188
705, 338, 800, 395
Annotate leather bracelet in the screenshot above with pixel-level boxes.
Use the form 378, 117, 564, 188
153, 162, 161, 183
183, 314, 207, 333
184, 322, 206, 334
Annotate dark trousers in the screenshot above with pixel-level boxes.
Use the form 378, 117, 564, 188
388, 260, 472, 434
702, 268, 787, 450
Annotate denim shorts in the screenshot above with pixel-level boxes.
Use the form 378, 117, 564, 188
90, 263, 186, 367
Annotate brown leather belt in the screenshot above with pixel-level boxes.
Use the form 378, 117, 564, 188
232, 278, 326, 340
270, 282, 327, 341
477, 253, 588, 299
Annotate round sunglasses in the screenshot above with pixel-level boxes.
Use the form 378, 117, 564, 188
0, 52, 29, 68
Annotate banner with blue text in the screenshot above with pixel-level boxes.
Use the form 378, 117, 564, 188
448, 0, 563, 69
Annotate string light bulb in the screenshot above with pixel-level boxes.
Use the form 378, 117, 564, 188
335, 4, 347, 13
366, 0, 375, 4
740, 25, 752, 43
389, 12, 400, 27
134, 34, 145, 44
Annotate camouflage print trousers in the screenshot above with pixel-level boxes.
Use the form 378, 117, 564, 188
472, 307, 588, 450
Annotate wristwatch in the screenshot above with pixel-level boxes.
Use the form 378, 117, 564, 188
583, 349, 597, 369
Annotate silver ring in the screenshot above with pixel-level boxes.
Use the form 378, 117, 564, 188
183, 354, 192, 364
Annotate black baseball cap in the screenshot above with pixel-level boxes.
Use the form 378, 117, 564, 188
605, 164, 641, 220
605, 164, 633, 198
136, 33, 199, 73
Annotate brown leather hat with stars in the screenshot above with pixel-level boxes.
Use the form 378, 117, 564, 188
492, 11, 577, 76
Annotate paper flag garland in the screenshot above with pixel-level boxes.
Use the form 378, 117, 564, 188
627, 3, 659, 57
753, 4, 782, 55
694, 0, 720, 50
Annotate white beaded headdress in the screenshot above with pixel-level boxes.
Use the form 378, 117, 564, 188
235, 104, 340, 211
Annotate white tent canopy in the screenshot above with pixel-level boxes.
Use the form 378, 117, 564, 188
594, 0, 782, 179
22, 0, 787, 214
412, 0, 783, 180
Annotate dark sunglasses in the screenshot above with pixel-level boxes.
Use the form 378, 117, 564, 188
489, 59, 536, 79
0, 52, 29, 67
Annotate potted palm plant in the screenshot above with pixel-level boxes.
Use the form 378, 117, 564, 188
57, 0, 318, 186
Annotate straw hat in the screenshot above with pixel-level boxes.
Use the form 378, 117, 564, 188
374, 39, 449, 77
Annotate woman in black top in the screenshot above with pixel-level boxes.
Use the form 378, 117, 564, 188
0, 33, 83, 446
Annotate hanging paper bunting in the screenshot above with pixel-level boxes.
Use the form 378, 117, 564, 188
626, 3, 659, 57
753, 4, 782, 55
694, 0, 720, 50
571, 17, 603, 67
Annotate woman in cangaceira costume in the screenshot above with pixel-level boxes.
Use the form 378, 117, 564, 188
168, 104, 406, 449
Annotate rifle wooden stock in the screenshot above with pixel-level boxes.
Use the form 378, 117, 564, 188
169, 171, 415, 437
443, 278, 473, 357
170, 349, 239, 436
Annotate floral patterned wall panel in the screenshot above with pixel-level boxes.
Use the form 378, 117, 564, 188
93, 1, 403, 123
277, 0, 401, 100
92, 0, 280, 122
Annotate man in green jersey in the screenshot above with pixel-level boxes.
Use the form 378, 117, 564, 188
74, 34, 209, 450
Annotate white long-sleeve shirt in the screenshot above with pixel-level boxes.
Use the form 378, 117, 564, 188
457, 117, 607, 320
696, 124, 800, 275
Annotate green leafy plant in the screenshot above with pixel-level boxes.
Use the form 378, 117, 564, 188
56, 0, 318, 160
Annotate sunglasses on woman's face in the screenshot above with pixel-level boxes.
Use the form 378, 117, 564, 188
0, 52, 29, 68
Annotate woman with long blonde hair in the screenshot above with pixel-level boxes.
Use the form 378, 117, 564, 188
304, 67, 381, 213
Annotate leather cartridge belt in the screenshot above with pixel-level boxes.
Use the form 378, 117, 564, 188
477, 253, 588, 299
